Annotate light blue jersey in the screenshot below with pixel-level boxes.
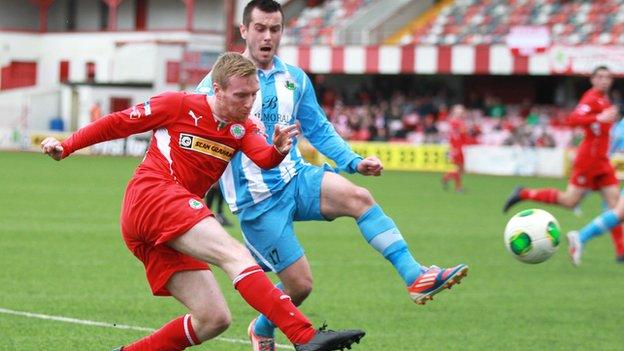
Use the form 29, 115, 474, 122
196, 56, 362, 212
197, 55, 427, 339
610, 118, 624, 154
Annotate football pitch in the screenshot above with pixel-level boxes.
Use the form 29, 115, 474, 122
1, 151, 623, 351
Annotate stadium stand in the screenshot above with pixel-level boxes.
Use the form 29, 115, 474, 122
282, 0, 377, 45
315, 79, 600, 149
406, 0, 624, 45
1, 0, 620, 153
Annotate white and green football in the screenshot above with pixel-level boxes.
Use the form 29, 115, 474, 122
504, 209, 561, 264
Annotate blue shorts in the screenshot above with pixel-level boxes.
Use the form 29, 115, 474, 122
239, 164, 333, 272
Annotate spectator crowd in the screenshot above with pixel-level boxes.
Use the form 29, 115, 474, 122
317, 85, 624, 151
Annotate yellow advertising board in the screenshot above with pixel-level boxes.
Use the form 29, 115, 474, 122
30, 132, 70, 150
612, 152, 624, 180
299, 140, 455, 172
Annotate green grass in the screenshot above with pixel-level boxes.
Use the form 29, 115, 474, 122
1, 151, 623, 350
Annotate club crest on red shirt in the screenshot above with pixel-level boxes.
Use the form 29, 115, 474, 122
129, 106, 142, 119
230, 124, 245, 139
188, 199, 204, 209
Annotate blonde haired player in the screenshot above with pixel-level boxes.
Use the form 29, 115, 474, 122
42, 52, 364, 351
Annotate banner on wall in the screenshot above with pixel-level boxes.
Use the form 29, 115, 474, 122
611, 152, 624, 180
550, 45, 624, 75
464, 145, 566, 177
300, 141, 569, 176
3, 131, 582, 179
299, 140, 455, 172
0, 129, 152, 157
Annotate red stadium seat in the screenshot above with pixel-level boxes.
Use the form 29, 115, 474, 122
397, 0, 624, 46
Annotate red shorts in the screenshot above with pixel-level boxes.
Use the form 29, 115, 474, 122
569, 159, 618, 190
121, 173, 212, 296
449, 150, 464, 167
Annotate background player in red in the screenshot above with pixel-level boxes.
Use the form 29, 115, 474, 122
503, 65, 624, 259
41, 52, 364, 351
442, 104, 469, 192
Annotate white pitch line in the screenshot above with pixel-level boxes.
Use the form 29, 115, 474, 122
0, 307, 294, 350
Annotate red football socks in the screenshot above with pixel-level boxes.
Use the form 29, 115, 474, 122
519, 188, 559, 204
123, 314, 200, 351
610, 225, 624, 255
234, 265, 315, 344
442, 171, 462, 191
453, 172, 462, 191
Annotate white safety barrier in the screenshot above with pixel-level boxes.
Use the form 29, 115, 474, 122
464, 145, 566, 177
0, 128, 150, 157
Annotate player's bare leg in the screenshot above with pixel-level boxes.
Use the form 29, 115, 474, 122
168, 216, 259, 277
168, 270, 232, 340
557, 185, 589, 208
599, 185, 620, 208
320, 171, 467, 304
320, 172, 375, 219
613, 197, 624, 222
119, 269, 228, 350
169, 217, 365, 350
277, 257, 314, 306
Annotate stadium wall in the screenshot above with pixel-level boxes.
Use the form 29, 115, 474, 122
465, 145, 566, 178
0, 31, 222, 129
0, 131, 568, 178
278, 44, 624, 76
0, 1, 40, 31
0, 0, 225, 32
59, 83, 154, 131
1, 31, 221, 87
0, 87, 60, 131
300, 140, 566, 176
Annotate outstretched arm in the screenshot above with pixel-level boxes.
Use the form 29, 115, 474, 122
49, 92, 183, 159
296, 73, 363, 173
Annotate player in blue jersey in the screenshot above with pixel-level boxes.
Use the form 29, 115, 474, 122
197, 1, 468, 350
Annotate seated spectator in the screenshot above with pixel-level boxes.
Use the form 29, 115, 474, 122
534, 126, 556, 148
323, 83, 580, 149
486, 96, 507, 118
423, 114, 440, 144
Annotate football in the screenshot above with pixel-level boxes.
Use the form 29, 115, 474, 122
504, 209, 561, 264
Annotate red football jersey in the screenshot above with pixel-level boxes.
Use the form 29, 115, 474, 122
61, 92, 285, 198
448, 117, 468, 152
568, 88, 613, 163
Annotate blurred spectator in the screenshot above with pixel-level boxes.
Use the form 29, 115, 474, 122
518, 98, 533, 119
466, 92, 485, 112
526, 108, 540, 126
485, 96, 507, 118
535, 128, 557, 148
369, 105, 388, 141
321, 83, 580, 149
90, 101, 102, 122
423, 114, 439, 143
